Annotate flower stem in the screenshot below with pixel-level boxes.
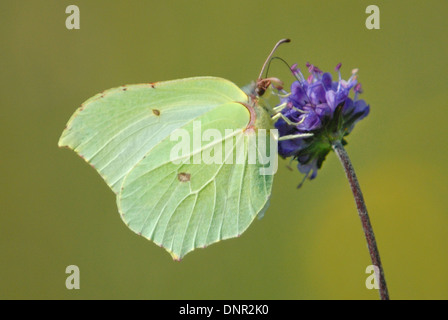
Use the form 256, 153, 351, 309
331, 140, 389, 300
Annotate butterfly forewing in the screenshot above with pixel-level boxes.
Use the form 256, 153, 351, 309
58, 77, 248, 193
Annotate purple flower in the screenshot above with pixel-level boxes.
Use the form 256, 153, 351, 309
275, 63, 370, 186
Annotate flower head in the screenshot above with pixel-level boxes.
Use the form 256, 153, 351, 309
275, 63, 370, 186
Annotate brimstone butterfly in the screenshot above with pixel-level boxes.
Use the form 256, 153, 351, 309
58, 39, 307, 260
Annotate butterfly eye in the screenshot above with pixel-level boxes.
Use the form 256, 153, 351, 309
255, 78, 271, 97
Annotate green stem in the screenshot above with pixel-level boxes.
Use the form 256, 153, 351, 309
331, 140, 389, 300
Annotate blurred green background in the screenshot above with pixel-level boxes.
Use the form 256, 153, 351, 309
1, 0, 447, 299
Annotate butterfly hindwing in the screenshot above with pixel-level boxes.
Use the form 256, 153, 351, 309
117, 102, 274, 259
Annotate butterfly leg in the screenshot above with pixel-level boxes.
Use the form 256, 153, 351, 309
271, 91, 291, 99
278, 132, 313, 141
273, 102, 308, 114
273, 102, 288, 113
272, 112, 306, 127
271, 103, 313, 140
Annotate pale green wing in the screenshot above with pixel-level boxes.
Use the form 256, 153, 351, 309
58, 77, 248, 193
118, 102, 274, 260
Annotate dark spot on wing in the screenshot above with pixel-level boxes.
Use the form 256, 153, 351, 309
177, 172, 191, 182
152, 109, 161, 116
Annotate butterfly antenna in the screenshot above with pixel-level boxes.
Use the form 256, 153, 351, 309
256, 39, 290, 96
258, 39, 291, 80
264, 56, 293, 79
